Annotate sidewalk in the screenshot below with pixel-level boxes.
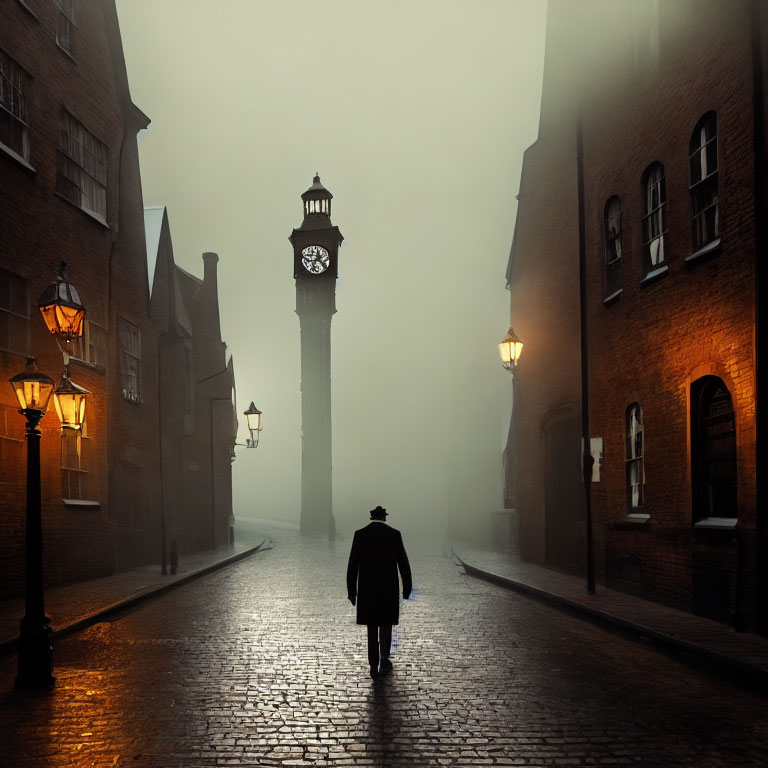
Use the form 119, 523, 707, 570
453, 543, 768, 690
0, 524, 269, 656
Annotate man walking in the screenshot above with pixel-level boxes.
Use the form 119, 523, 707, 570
347, 505, 412, 680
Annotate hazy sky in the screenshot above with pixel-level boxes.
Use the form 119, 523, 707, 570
115, 0, 547, 541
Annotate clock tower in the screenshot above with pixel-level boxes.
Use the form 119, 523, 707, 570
290, 174, 343, 537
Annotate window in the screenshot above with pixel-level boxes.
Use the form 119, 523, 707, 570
692, 377, 736, 521
61, 430, 92, 500
70, 319, 107, 368
119, 318, 141, 402
54, 0, 75, 56
56, 110, 108, 222
642, 163, 667, 278
689, 112, 719, 255
0, 267, 29, 355
626, 404, 645, 509
0, 405, 24, 486
0, 49, 30, 162
631, 0, 660, 74
604, 197, 622, 298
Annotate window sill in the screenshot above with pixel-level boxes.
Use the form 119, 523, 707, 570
69, 356, 106, 375
0, 142, 36, 176
63, 498, 100, 509
56, 42, 76, 63
54, 191, 109, 229
639, 264, 669, 287
603, 288, 623, 306
685, 238, 721, 265
16, 0, 39, 19
613, 513, 650, 528
694, 517, 737, 530
122, 390, 143, 405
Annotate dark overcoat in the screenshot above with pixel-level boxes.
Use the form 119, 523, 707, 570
346, 522, 412, 626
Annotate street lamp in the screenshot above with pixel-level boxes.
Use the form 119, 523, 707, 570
499, 327, 524, 550
9, 357, 56, 689
498, 326, 523, 371
37, 261, 86, 341
244, 401, 263, 448
53, 368, 90, 430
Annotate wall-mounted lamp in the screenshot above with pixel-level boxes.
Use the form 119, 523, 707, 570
37, 261, 86, 341
243, 401, 263, 448
498, 326, 524, 371
53, 368, 90, 430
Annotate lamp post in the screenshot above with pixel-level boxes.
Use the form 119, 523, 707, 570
8, 264, 88, 690
243, 401, 263, 448
499, 327, 523, 548
9, 358, 56, 690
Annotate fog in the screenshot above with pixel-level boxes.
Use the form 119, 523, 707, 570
115, 0, 546, 545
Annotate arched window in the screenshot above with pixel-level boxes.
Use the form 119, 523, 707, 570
626, 404, 645, 509
689, 112, 719, 254
691, 376, 736, 520
642, 163, 667, 277
604, 197, 622, 298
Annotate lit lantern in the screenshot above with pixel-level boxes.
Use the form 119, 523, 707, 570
9, 357, 55, 414
53, 369, 90, 430
244, 401, 263, 448
498, 326, 524, 371
37, 262, 86, 341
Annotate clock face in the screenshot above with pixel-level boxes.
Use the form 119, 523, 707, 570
301, 245, 330, 274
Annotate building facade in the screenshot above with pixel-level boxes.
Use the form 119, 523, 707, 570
0, 1, 235, 597
506, 0, 767, 631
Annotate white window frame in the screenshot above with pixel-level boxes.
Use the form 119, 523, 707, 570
54, 0, 76, 56
642, 164, 667, 278
61, 429, 94, 501
56, 110, 108, 224
0, 49, 31, 164
626, 404, 645, 510
119, 317, 141, 403
69, 318, 107, 369
689, 112, 719, 257
604, 197, 622, 300
0, 267, 30, 355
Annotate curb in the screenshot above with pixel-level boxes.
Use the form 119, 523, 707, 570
453, 549, 768, 692
0, 538, 269, 657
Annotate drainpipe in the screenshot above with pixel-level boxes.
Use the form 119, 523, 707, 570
752, 0, 767, 635
577, 106, 596, 595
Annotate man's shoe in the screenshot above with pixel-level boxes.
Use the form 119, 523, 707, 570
380, 659, 393, 676
370, 666, 380, 680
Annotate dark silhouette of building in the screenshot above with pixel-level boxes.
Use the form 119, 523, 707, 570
506, 0, 768, 632
145, 207, 237, 556
290, 175, 343, 537
0, 2, 236, 596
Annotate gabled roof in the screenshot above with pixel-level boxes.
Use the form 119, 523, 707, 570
144, 206, 165, 299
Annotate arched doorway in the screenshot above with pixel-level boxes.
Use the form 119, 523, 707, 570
690, 375, 738, 624
691, 376, 736, 521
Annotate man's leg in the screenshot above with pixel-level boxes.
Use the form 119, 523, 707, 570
366, 625, 379, 677
379, 625, 393, 674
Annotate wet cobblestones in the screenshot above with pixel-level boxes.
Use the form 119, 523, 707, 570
1, 529, 767, 767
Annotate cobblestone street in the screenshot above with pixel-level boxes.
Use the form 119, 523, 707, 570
1, 529, 767, 767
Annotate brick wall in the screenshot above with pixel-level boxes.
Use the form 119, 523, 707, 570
0, 0, 159, 595
507, 0, 761, 628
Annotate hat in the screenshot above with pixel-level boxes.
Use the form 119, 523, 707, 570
370, 505, 388, 519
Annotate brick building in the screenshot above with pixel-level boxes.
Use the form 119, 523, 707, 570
145, 206, 237, 556
0, 1, 236, 597
506, 0, 767, 631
